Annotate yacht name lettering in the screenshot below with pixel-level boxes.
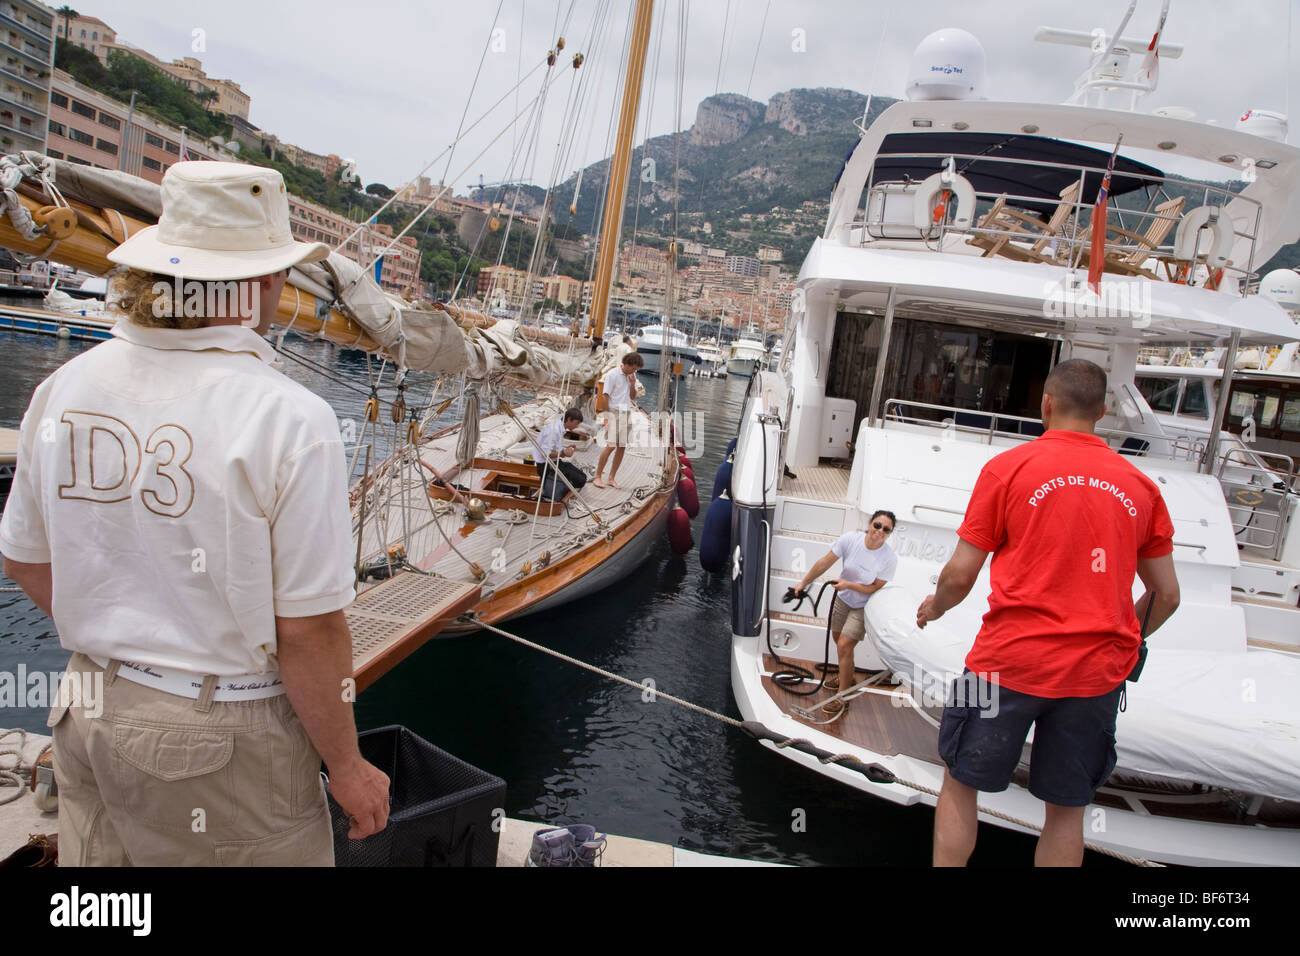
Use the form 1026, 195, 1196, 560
892, 533, 951, 563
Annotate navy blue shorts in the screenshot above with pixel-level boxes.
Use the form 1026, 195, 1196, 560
937, 671, 1121, 807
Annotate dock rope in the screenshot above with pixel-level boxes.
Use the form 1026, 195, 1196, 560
472, 618, 1161, 868
0, 728, 50, 807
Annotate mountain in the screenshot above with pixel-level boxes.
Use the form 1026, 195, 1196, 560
472, 88, 896, 264
472, 85, 1298, 278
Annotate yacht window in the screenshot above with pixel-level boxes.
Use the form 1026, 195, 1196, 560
1280, 396, 1300, 432
1228, 389, 1256, 422
1177, 380, 1209, 419
1135, 376, 1179, 414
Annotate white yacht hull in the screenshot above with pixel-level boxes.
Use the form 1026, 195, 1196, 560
731, 633, 1300, 866
727, 357, 758, 377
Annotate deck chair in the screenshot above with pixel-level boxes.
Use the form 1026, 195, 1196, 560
1077, 196, 1185, 278
968, 181, 1081, 263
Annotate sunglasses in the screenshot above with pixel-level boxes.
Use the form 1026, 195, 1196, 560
872, 522, 893, 534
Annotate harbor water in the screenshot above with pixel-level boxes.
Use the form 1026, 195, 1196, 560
0, 328, 1068, 866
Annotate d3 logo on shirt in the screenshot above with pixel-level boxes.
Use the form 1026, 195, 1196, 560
57, 411, 195, 518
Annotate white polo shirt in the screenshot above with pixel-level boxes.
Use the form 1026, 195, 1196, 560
601, 366, 635, 411
0, 321, 356, 676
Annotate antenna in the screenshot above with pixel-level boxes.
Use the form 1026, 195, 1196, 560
1038, 0, 1183, 111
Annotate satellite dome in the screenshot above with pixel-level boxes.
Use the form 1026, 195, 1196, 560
1259, 268, 1300, 311
906, 28, 986, 102
1237, 109, 1288, 142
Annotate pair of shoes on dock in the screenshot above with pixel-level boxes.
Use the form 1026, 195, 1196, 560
526, 824, 607, 867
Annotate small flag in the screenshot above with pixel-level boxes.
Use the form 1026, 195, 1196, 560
1140, 1, 1170, 88
1088, 136, 1122, 295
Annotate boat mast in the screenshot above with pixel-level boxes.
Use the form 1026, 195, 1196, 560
590, 0, 655, 341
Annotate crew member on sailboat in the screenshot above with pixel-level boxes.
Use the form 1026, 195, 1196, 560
537, 407, 589, 500
594, 351, 644, 489
0, 163, 391, 865
915, 360, 1181, 867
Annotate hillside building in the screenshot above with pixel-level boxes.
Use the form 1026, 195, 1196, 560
1, 0, 55, 155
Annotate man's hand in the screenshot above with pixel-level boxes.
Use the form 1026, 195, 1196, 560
563, 444, 576, 457
277, 609, 392, 840
327, 756, 390, 839
829, 578, 860, 594
917, 594, 942, 629
917, 539, 990, 630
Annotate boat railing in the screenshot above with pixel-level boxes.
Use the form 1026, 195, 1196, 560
882, 398, 1210, 464
852, 150, 1262, 297
882, 399, 1042, 444
1216, 446, 1299, 559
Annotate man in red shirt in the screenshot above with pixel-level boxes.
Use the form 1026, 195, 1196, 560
916, 359, 1180, 866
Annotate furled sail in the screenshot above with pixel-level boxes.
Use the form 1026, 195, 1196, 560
0, 152, 616, 388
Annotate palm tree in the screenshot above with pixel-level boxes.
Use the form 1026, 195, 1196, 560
55, 7, 79, 47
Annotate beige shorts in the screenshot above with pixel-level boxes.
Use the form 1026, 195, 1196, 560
830, 600, 866, 641
50, 653, 333, 866
600, 409, 632, 447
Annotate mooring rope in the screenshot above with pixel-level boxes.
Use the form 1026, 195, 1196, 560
472, 619, 1161, 868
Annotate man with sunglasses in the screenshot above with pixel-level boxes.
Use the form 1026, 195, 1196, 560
792, 509, 897, 716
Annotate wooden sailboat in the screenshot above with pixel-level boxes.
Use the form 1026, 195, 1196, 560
0, 0, 680, 677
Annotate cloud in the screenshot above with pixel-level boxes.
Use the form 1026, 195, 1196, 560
86, 0, 1295, 191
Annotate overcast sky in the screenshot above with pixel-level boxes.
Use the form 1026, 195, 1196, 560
84, 0, 1296, 191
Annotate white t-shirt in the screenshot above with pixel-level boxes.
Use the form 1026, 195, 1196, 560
829, 531, 897, 609
601, 366, 635, 411
0, 321, 356, 676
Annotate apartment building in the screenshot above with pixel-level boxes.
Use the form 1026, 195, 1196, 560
53, 11, 112, 63
725, 255, 760, 278
0, 0, 54, 155
287, 195, 422, 297
46, 70, 230, 178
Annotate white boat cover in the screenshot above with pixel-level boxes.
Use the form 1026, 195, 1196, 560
865, 585, 1300, 801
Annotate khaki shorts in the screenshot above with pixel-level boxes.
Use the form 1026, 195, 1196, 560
600, 409, 632, 447
830, 600, 866, 641
50, 652, 333, 866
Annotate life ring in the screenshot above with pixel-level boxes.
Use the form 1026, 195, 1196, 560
913, 170, 976, 231
1173, 205, 1232, 269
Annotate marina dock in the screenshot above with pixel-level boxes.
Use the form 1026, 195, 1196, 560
1, 730, 780, 867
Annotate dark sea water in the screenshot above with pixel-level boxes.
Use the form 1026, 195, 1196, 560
0, 328, 1056, 866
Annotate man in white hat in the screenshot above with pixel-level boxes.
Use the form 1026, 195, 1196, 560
0, 162, 390, 865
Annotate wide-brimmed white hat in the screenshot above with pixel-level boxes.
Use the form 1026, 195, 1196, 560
108, 162, 330, 280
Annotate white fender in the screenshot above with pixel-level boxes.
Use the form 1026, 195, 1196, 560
913, 170, 977, 231
1172, 204, 1232, 268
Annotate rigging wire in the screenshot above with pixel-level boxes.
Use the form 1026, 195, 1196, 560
743, 0, 770, 100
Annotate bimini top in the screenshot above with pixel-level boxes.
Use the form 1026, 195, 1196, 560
874, 131, 1163, 214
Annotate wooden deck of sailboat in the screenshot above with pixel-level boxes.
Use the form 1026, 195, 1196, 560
349, 572, 481, 690
354, 401, 670, 628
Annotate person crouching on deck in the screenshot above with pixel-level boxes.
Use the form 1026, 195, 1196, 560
537, 407, 589, 500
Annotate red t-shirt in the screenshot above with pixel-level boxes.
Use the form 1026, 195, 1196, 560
957, 430, 1174, 698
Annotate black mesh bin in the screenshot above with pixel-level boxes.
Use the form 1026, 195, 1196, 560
327, 725, 506, 867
